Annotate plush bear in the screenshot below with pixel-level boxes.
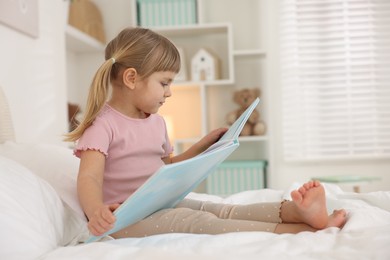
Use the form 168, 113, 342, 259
226, 88, 266, 136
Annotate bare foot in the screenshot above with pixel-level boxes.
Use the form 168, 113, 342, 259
327, 209, 347, 228
290, 180, 329, 229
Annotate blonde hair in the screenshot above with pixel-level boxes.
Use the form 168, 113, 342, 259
64, 27, 181, 142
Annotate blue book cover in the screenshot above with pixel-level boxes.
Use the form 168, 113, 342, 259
86, 97, 260, 242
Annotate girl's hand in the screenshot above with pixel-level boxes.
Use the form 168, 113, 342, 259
197, 127, 228, 152
87, 203, 120, 236
170, 127, 228, 163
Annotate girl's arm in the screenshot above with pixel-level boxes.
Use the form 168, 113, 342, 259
78, 150, 119, 236
168, 127, 228, 164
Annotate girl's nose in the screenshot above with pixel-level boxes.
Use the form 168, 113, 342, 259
165, 86, 172, 97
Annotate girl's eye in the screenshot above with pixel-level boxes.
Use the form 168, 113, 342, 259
161, 82, 169, 88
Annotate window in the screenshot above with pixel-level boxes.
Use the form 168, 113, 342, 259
280, 0, 390, 161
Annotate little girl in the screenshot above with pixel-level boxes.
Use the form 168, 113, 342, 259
65, 27, 346, 239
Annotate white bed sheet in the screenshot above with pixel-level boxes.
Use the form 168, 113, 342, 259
41, 185, 390, 260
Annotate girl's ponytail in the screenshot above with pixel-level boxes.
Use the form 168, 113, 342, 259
64, 58, 114, 142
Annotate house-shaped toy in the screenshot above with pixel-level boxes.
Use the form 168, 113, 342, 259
191, 48, 220, 81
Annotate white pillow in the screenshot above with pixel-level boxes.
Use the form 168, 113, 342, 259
0, 156, 65, 259
0, 141, 85, 220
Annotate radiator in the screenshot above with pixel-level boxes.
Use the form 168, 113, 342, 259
206, 160, 267, 196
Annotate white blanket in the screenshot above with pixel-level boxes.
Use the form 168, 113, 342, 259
41, 184, 390, 260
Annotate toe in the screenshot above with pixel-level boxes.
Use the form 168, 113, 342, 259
291, 190, 302, 202
312, 180, 320, 187
298, 187, 306, 195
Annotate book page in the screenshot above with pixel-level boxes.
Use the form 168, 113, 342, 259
201, 139, 234, 154
201, 98, 259, 155
218, 97, 260, 142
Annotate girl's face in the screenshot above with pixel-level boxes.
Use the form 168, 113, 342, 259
134, 71, 176, 115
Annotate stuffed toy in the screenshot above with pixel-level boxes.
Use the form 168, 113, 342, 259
226, 88, 266, 136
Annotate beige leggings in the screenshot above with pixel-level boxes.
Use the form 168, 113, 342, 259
112, 199, 283, 238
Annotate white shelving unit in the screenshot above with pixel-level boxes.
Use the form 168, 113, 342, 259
154, 22, 234, 85
65, 0, 272, 190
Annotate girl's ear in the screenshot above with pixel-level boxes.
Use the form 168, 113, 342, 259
123, 68, 137, 89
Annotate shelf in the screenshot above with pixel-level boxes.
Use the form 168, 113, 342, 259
233, 49, 266, 57
174, 79, 234, 87
65, 25, 105, 53
154, 23, 231, 37
238, 135, 269, 142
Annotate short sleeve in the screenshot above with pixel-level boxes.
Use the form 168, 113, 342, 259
74, 118, 111, 158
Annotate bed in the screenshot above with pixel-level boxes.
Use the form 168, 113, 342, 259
1, 86, 390, 260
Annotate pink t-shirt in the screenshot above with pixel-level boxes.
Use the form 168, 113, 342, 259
74, 104, 173, 205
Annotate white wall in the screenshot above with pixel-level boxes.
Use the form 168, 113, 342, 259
0, 0, 68, 145
266, 0, 390, 192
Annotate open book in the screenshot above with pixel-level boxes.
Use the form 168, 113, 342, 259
86, 97, 260, 242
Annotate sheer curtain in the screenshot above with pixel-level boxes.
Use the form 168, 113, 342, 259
280, 0, 390, 161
